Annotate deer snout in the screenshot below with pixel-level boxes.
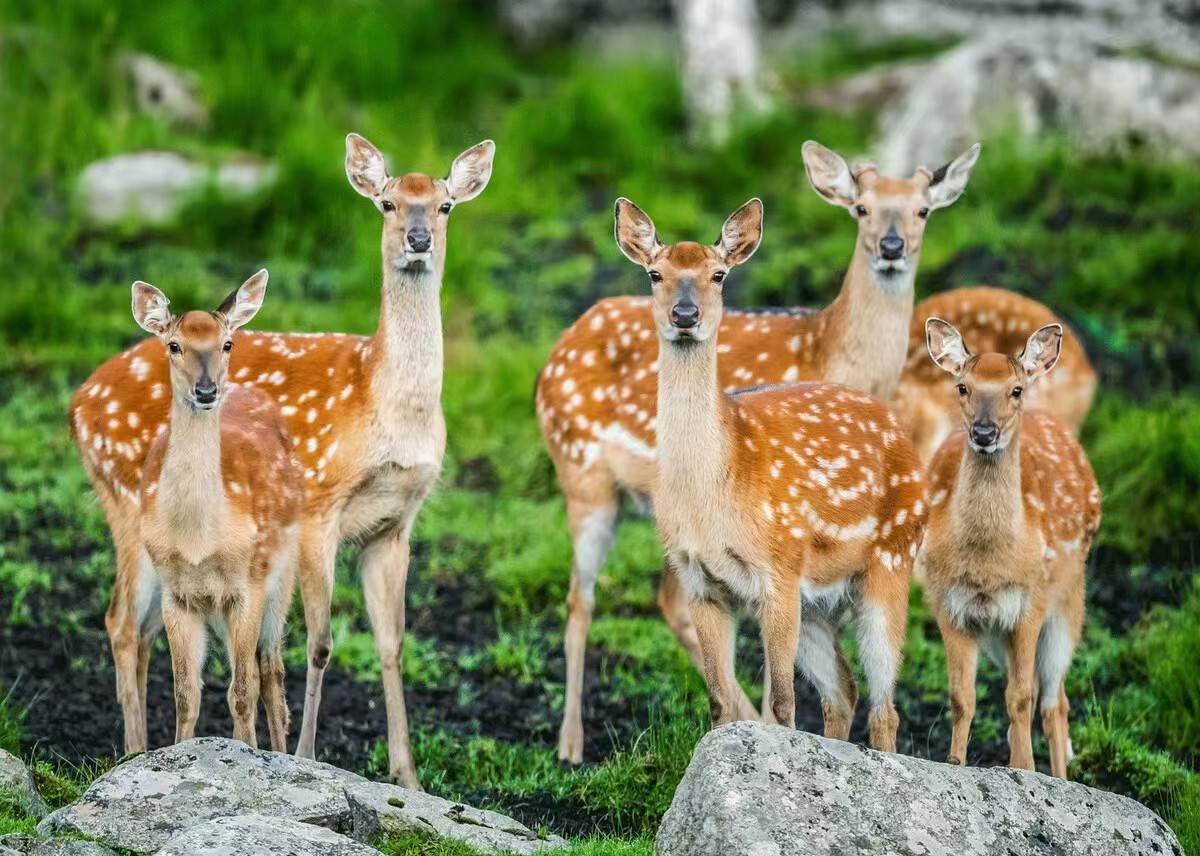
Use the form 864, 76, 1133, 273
670, 301, 700, 329
969, 421, 999, 449
879, 229, 905, 261
194, 378, 218, 406
406, 227, 432, 253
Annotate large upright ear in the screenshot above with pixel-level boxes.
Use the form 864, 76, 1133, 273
613, 197, 662, 267
717, 198, 763, 265
926, 143, 981, 211
1019, 323, 1063, 383
217, 269, 269, 331
345, 133, 389, 199
802, 141, 859, 209
926, 317, 970, 376
446, 140, 495, 203
132, 281, 172, 337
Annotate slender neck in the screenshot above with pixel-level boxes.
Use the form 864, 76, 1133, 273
159, 393, 226, 526
366, 252, 445, 410
951, 427, 1024, 538
655, 334, 730, 499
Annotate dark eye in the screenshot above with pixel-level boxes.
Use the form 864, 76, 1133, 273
713, 270, 726, 283
168, 341, 181, 355
918, 207, 930, 219
855, 204, 868, 217
956, 383, 967, 396
223, 340, 233, 353
381, 200, 395, 213
1011, 386, 1023, 399
649, 271, 663, 283
439, 202, 453, 214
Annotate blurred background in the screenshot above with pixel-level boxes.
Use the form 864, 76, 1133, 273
0, 0, 1198, 851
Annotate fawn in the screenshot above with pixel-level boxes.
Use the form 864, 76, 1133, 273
897, 287, 1097, 462
131, 271, 302, 749
538, 140, 975, 762
616, 197, 926, 745
69, 134, 494, 787
921, 318, 1100, 777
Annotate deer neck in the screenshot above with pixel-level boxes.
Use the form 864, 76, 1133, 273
158, 395, 228, 545
366, 255, 445, 425
655, 333, 731, 513
950, 427, 1024, 546
816, 248, 916, 400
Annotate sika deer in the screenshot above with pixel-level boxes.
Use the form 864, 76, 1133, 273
132, 272, 302, 748
896, 288, 1097, 462
69, 134, 494, 787
539, 141, 976, 762
617, 197, 926, 745
921, 318, 1100, 777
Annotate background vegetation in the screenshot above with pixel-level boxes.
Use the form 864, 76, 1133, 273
0, 1, 1197, 853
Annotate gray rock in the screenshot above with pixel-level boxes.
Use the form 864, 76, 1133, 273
118, 53, 208, 127
77, 151, 277, 227
0, 834, 115, 855
655, 722, 1182, 856
156, 815, 376, 856
346, 780, 567, 854
37, 738, 364, 853
0, 749, 47, 818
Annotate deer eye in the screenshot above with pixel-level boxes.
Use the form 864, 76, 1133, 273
918, 207, 930, 219
956, 383, 968, 396
381, 200, 395, 213
712, 270, 726, 284
223, 340, 233, 353
854, 204, 868, 217
1011, 386, 1023, 399
168, 341, 182, 355
439, 202, 453, 214
649, 271, 663, 283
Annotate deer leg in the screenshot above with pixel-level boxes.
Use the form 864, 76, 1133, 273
857, 569, 908, 753
258, 564, 294, 754
1005, 610, 1044, 771
106, 535, 155, 754
296, 523, 336, 761
226, 594, 265, 748
795, 615, 858, 741
656, 563, 704, 670
557, 490, 617, 765
361, 527, 420, 790
1036, 609, 1077, 779
162, 599, 206, 744
759, 579, 801, 727
690, 596, 743, 728
937, 614, 978, 766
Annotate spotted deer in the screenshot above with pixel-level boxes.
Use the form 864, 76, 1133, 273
616, 197, 926, 745
896, 287, 1097, 462
130, 272, 301, 748
537, 140, 976, 762
921, 318, 1100, 777
68, 134, 495, 788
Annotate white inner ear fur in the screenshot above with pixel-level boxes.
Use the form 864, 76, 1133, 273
345, 135, 389, 199
225, 271, 268, 331
1020, 325, 1063, 381
615, 202, 661, 267
132, 282, 171, 336
927, 319, 969, 375
928, 143, 981, 210
719, 201, 763, 264
802, 142, 858, 208
447, 141, 495, 202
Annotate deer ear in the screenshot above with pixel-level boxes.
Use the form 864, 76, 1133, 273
927, 143, 981, 210
926, 317, 970, 376
1020, 323, 1063, 382
345, 133, 389, 199
132, 281, 172, 337
614, 197, 662, 268
447, 140, 495, 203
717, 198, 763, 265
802, 141, 859, 209
218, 269, 269, 331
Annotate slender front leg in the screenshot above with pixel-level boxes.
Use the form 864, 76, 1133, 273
656, 563, 705, 669
162, 599, 207, 743
1005, 610, 1044, 771
361, 527, 419, 789
296, 521, 336, 761
259, 647, 290, 753
105, 530, 148, 753
690, 595, 742, 727
937, 614, 978, 766
226, 592, 266, 748
759, 578, 801, 727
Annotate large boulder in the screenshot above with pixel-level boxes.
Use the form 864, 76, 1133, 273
655, 723, 1182, 856
37, 738, 363, 853
0, 835, 115, 855
346, 780, 567, 854
155, 814, 376, 856
0, 749, 47, 818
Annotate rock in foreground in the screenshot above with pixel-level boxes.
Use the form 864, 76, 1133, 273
37, 738, 362, 853
0, 750, 48, 819
156, 814, 376, 856
655, 723, 1181, 856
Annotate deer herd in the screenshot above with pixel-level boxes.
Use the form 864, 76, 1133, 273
69, 132, 1101, 792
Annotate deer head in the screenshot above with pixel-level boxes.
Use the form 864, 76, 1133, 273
802, 141, 980, 283
345, 133, 494, 276
926, 317, 1063, 455
613, 197, 763, 345
132, 270, 268, 411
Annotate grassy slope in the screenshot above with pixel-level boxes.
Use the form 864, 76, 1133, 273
0, 0, 1198, 850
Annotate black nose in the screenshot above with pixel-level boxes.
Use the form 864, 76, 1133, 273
879, 233, 905, 260
670, 302, 700, 329
970, 423, 999, 447
406, 228, 431, 253
194, 380, 217, 404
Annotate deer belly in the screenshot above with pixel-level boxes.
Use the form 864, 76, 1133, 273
157, 555, 245, 614
675, 546, 770, 606
942, 584, 1029, 634
339, 461, 440, 542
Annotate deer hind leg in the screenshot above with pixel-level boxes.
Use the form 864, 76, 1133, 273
361, 526, 420, 790
162, 599, 206, 743
795, 614, 858, 741
759, 579, 801, 727
557, 476, 618, 765
857, 560, 909, 753
257, 559, 295, 753
106, 523, 158, 754
1005, 609, 1044, 771
936, 613, 978, 766
1037, 604, 1079, 779
295, 522, 336, 762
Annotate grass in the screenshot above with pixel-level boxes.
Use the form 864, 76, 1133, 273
0, 0, 1198, 850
